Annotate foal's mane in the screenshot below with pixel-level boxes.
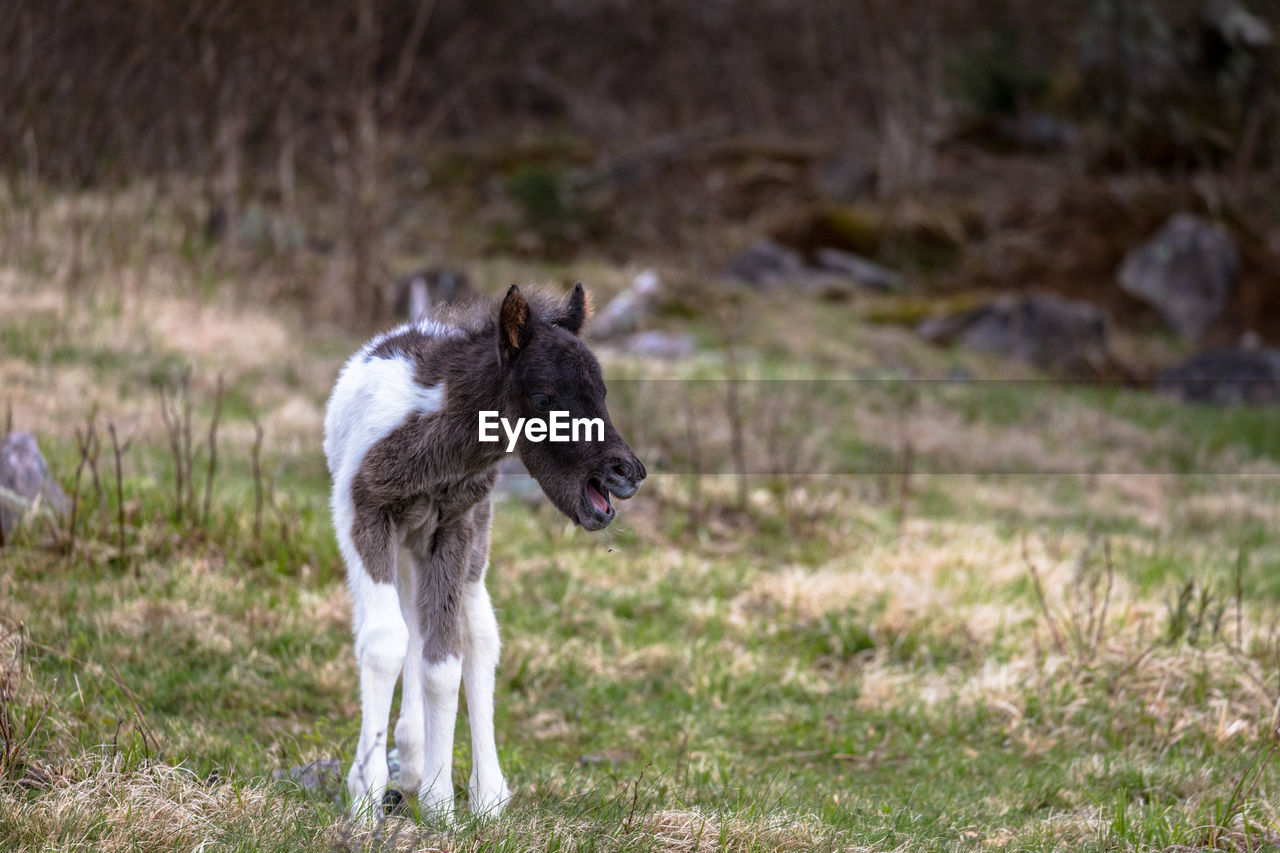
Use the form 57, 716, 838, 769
430, 284, 583, 336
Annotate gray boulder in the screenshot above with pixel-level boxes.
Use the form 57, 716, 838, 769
271, 759, 343, 798
592, 269, 662, 340
814, 248, 903, 292
1155, 348, 1280, 406
494, 456, 543, 505
0, 432, 70, 541
617, 330, 697, 360
917, 294, 1110, 372
272, 748, 407, 812
1118, 214, 1239, 340
728, 238, 906, 296
726, 239, 807, 288
390, 267, 474, 322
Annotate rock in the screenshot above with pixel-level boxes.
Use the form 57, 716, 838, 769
725, 239, 807, 288
390, 267, 475, 322
271, 758, 343, 797
577, 750, 633, 767
727, 238, 906, 296
494, 456, 542, 505
592, 269, 662, 340
813, 248, 903, 292
1117, 214, 1239, 340
617, 330, 697, 360
0, 432, 70, 541
272, 749, 410, 813
917, 294, 1110, 372
1155, 348, 1280, 406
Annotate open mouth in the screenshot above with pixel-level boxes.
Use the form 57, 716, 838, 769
584, 477, 614, 523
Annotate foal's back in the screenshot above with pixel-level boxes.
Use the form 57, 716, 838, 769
322, 318, 461, 486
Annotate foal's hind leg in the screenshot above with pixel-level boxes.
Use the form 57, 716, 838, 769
338, 505, 407, 822
393, 548, 425, 793
406, 522, 472, 823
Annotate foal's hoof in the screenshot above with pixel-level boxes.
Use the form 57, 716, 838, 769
417, 786, 458, 827
348, 793, 383, 824
382, 788, 409, 816
470, 777, 511, 818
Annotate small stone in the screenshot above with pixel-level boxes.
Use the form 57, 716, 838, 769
271, 758, 344, 797
813, 248, 903, 292
592, 269, 662, 340
0, 432, 70, 541
577, 750, 633, 767
1118, 214, 1239, 340
917, 294, 1110, 373
1155, 348, 1280, 406
390, 267, 475, 322
494, 456, 543, 505
617, 330, 697, 360
725, 239, 806, 288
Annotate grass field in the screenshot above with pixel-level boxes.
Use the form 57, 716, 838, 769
1, 196, 1279, 851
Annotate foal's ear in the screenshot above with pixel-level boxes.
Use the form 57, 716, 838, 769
552, 282, 593, 337
498, 284, 532, 361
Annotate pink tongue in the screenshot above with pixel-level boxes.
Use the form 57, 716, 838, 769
587, 482, 610, 514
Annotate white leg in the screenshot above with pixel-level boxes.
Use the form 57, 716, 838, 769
463, 581, 509, 815
420, 655, 463, 822
346, 572, 408, 822
393, 550, 425, 793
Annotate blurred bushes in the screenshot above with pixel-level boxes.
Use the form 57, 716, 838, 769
948, 27, 1051, 119
5, 0, 1274, 191
0, 0, 1277, 320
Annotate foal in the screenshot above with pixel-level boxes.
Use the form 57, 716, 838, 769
323, 284, 646, 821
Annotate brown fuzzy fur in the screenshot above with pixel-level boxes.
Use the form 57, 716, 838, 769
346, 284, 645, 661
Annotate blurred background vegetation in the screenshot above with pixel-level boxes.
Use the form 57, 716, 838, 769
2, 0, 1277, 335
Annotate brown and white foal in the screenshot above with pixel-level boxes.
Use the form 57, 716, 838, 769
323, 284, 645, 821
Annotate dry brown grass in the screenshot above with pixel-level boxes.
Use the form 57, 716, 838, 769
0, 756, 320, 851
643, 807, 839, 852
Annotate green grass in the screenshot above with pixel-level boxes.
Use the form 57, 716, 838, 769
2, 236, 1279, 850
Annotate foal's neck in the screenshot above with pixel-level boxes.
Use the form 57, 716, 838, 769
431, 331, 510, 476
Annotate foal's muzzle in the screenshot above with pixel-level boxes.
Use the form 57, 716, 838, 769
603, 456, 646, 500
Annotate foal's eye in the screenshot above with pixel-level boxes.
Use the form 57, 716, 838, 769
532, 393, 554, 412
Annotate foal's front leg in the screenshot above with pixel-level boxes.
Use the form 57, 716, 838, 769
463, 580, 510, 815
462, 499, 510, 815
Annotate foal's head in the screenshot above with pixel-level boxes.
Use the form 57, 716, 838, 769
495, 283, 646, 531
